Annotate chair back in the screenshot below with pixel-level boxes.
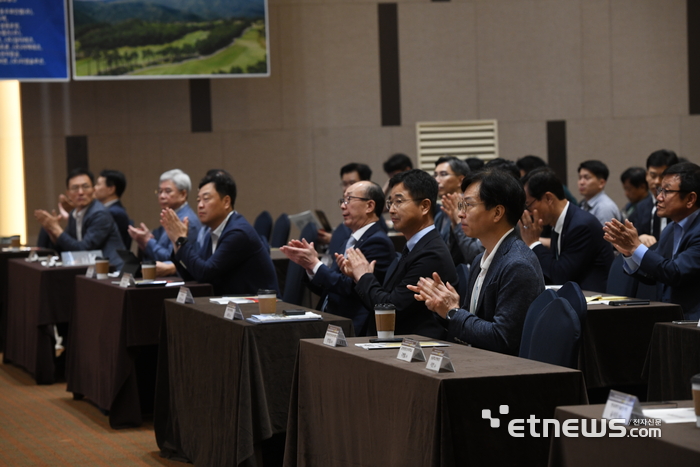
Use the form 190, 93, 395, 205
455, 264, 470, 303
519, 289, 558, 358
524, 298, 582, 369
606, 253, 638, 297
557, 281, 588, 326
270, 213, 290, 248
282, 223, 318, 306
253, 211, 273, 242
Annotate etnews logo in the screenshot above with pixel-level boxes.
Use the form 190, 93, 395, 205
482, 405, 661, 438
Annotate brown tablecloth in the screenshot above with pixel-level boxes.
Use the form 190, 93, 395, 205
154, 298, 353, 466
66, 277, 212, 428
645, 322, 700, 401
579, 301, 683, 388
284, 336, 588, 467
549, 402, 700, 467
3, 259, 87, 384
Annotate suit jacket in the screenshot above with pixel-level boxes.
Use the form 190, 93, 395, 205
447, 231, 545, 356
106, 200, 132, 250
355, 228, 458, 339
628, 193, 655, 237
533, 203, 613, 292
631, 210, 700, 320
145, 203, 202, 261
57, 199, 125, 269
173, 212, 278, 296
311, 222, 395, 335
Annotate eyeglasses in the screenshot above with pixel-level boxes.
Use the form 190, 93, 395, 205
385, 198, 419, 210
433, 171, 453, 179
69, 184, 92, 193
338, 196, 370, 207
155, 188, 176, 196
655, 187, 685, 198
457, 200, 483, 212
524, 199, 537, 211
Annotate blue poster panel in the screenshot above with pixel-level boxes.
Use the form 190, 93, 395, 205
70, 0, 270, 80
0, 0, 69, 81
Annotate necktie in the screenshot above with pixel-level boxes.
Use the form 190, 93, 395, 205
550, 231, 560, 260
581, 202, 591, 212
652, 204, 661, 239
344, 236, 356, 257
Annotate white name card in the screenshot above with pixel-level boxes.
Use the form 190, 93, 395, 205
397, 338, 426, 363
323, 324, 347, 347
426, 348, 455, 373
224, 301, 244, 320
119, 273, 135, 288
176, 286, 195, 304
85, 266, 95, 278
602, 389, 644, 424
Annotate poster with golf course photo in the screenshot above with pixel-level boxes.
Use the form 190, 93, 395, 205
70, 0, 269, 79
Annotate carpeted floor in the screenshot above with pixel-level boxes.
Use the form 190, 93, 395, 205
0, 357, 183, 466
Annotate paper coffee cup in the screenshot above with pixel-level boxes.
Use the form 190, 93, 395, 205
692, 374, 700, 428
375, 303, 396, 339
141, 262, 156, 280
95, 258, 109, 280
258, 289, 277, 314
10, 237, 20, 248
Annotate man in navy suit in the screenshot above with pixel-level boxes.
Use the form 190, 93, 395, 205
605, 162, 700, 320
408, 169, 544, 355
129, 169, 201, 276
162, 171, 277, 296
520, 168, 613, 292
94, 169, 132, 249
34, 168, 125, 269
280, 181, 395, 335
338, 170, 458, 340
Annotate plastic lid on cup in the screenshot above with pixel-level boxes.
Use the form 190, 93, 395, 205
142, 260, 155, 266
374, 303, 395, 311
95, 257, 107, 261
258, 289, 277, 296
692, 373, 700, 385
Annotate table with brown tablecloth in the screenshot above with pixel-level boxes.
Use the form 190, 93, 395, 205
154, 298, 353, 466
284, 336, 589, 467
66, 277, 212, 428
645, 322, 700, 401
548, 402, 700, 467
3, 259, 87, 384
579, 300, 683, 388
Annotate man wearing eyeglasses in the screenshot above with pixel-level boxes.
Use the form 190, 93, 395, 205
604, 162, 700, 320
280, 181, 395, 335
338, 169, 458, 339
34, 168, 125, 269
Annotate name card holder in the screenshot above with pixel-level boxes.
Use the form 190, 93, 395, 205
323, 324, 347, 347
177, 286, 195, 304
224, 301, 244, 320
85, 266, 95, 278
397, 338, 426, 363
426, 348, 455, 373
602, 389, 645, 425
119, 273, 136, 288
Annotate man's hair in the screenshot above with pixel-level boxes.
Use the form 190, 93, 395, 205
383, 154, 413, 174
461, 169, 526, 226
340, 163, 372, 181
620, 167, 648, 188
663, 162, 700, 207
465, 157, 485, 171
388, 169, 438, 217
647, 149, 679, 169
66, 168, 94, 187
516, 155, 547, 175
578, 160, 609, 180
99, 169, 127, 197
484, 158, 521, 180
521, 167, 566, 201
362, 181, 386, 218
435, 156, 470, 177
199, 171, 237, 208
160, 169, 192, 193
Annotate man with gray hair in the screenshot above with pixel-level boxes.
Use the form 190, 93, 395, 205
433, 156, 484, 265
129, 169, 202, 274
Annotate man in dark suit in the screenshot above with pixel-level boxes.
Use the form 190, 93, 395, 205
162, 171, 277, 296
408, 169, 545, 355
34, 168, 125, 269
338, 169, 458, 340
520, 168, 613, 292
281, 181, 395, 335
605, 162, 700, 320
94, 169, 132, 249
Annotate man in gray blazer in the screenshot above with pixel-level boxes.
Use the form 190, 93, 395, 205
409, 169, 545, 355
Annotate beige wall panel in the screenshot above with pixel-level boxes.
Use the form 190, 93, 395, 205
279, 4, 381, 129
610, 0, 687, 117
123, 80, 190, 134
125, 134, 165, 228
212, 6, 283, 132
680, 116, 700, 163
159, 133, 225, 188
476, 0, 583, 121
567, 117, 681, 207
581, 0, 613, 118
497, 120, 547, 162
93, 82, 131, 135
399, 3, 478, 123
21, 83, 93, 137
